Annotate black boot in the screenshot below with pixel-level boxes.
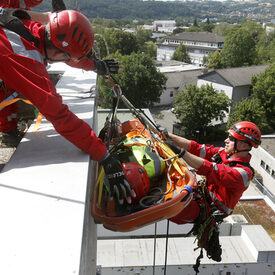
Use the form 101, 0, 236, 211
0, 129, 22, 147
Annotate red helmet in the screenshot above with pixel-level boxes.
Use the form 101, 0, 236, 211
122, 162, 150, 203
228, 121, 261, 148
49, 10, 94, 60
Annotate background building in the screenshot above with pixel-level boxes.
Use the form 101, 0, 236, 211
157, 32, 224, 66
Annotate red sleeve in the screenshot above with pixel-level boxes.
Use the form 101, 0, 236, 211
66, 57, 95, 71
0, 39, 107, 160
189, 140, 221, 161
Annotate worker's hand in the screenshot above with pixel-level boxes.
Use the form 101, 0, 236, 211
93, 58, 120, 75
52, 0, 67, 12
164, 139, 186, 158
156, 124, 169, 140
100, 153, 136, 204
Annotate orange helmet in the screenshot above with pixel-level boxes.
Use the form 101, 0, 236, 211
228, 121, 261, 148
49, 10, 94, 61
122, 162, 150, 204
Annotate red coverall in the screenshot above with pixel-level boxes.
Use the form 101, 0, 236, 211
170, 140, 253, 224
0, 19, 107, 160
0, 0, 42, 133
0, 0, 42, 9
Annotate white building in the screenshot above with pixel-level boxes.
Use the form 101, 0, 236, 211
157, 31, 224, 66
153, 20, 176, 33
197, 65, 269, 112
155, 60, 203, 106
250, 135, 275, 202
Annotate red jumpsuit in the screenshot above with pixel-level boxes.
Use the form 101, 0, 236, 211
170, 140, 253, 224
0, 20, 107, 160
0, 0, 42, 9
0, 0, 42, 132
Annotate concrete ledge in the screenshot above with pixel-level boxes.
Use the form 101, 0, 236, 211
0, 64, 98, 275
241, 225, 275, 262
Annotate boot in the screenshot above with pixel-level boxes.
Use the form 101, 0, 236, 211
0, 129, 23, 147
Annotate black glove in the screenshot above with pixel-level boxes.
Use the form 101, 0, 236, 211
93, 58, 120, 75
52, 0, 67, 12
164, 139, 186, 158
100, 153, 135, 204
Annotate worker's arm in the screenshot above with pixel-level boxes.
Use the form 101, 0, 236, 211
168, 132, 191, 151
182, 151, 204, 170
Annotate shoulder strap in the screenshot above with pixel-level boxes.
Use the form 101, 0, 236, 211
0, 8, 39, 47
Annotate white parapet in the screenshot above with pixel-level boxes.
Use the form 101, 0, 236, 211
0, 63, 98, 275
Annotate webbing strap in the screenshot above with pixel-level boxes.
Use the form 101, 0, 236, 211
0, 98, 42, 132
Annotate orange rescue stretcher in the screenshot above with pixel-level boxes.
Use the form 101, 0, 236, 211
92, 119, 196, 232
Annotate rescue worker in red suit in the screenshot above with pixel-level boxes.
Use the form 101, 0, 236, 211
0, 8, 135, 203
161, 121, 261, 224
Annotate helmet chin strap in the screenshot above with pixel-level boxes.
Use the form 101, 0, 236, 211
230, 140, 251, 156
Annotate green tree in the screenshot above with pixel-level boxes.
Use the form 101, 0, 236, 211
174, 84, 231, 139
108, 29, 139, 55
251, 63, 275, 131
135, 28, 152, 52
98, 53, 167, 108
257, 31, 275, 64
144, 41, 157, 59
171, 43, 191, 63
212, 23, 231, 36
221, 27, 257, 67
207, 51, 224, 69
227, 98, 267, 130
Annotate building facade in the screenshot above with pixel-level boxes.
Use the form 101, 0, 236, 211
153, 20, 176, 33
157, 32, 224, 66
197, 65, 269, 112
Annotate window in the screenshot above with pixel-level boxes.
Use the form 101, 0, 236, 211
266, 164, 271, 174
260, 160, 265, 168
170, 91, 173, 97
271, 170, 275, 179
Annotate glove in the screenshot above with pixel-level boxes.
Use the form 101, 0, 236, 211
156, 124, 169, 140
93, 58, 120, 75
164, 139, 186, 158
52, 0, 67, 12
100, 153, 135, 204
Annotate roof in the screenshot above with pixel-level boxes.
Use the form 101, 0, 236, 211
165, 72, 185, 88
261, 136, 275, 157
198, 65, 269, 87
166, 32, 224, 43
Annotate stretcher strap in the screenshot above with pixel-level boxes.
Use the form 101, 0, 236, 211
0, 98, 42, 132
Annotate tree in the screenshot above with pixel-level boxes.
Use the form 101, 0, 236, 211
193, 18, 199, 27
207, 51, 224, 69
251, 63, 275, 131
98, 53, 167, 108
227, 98, 267, 130
257, 30, 275, 64
174, 84, 231, 139
108, 29, 139, 55
171, 43, 191, 63
144, 41, 157, 59
212, 23, 231, 36
135, 28, 152, 53
221, 27, 257, 67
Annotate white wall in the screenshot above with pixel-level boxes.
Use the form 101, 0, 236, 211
197, 79, 233, 99
154, 89, 174, 106
250, 146, 275, 192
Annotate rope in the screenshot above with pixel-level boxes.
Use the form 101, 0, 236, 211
153, 223, 157, 275
163, 220, 169, 275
